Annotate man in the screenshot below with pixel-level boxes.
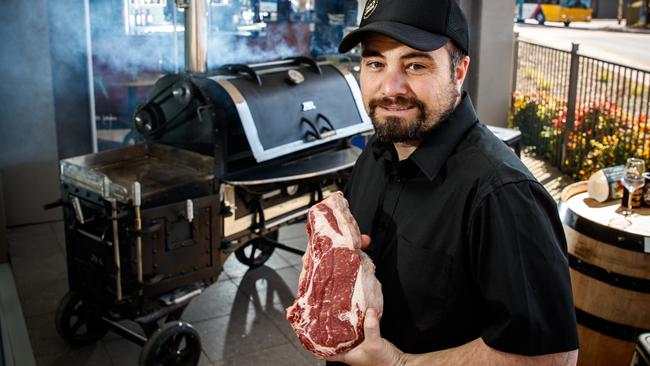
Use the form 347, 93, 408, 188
325, 0, 579, 365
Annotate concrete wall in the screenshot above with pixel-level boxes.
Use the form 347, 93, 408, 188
0, 175, 7, 263
48, 0, 95, 160
459, 0, 515, 127
0, 0, 62, 226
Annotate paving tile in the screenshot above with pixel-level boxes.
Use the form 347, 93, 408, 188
221, 256, 251, 280
216, 269, 231, 282
278, 223, 307, 242
8, 227, 64, 265
222, 249, 291, 280
183, 280, 241, 323
263, 301, 300, 345
46, 342, 112, 366
25, 312, 71, 365
50, 221, 67, 254
289, 342, 327, 366
273, 237, 308, 267
101, 324, 212, 365
19, 275, 68, 318
7, 223, 55, 243
228, 266, 299, 310
198, 350, 212, 366
219, 343, 318, 366
11, 248, 67, 282
270, 266, 300, 299
103, 336, 142, 365
81, 342, 113, 366
193, 306, 288, 363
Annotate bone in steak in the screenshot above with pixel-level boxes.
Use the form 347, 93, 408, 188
286, 191, 383, 357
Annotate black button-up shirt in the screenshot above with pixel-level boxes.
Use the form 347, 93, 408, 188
344, 94, 578, 356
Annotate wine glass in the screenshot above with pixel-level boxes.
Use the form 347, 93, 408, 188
610, 158, 646, 229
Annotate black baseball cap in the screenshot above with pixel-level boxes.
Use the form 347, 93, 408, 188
338, 0, 469, 54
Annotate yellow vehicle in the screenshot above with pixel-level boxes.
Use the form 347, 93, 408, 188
515, 0, 593, 26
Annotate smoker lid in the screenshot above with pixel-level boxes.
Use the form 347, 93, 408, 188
211, 61, 373, 163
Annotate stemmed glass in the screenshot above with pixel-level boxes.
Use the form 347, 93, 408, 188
610, 158, 646, 229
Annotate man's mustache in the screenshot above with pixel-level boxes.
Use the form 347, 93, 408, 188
368, 96, 425, 112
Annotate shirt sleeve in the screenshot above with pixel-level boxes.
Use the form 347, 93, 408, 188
468, 180, 579, 356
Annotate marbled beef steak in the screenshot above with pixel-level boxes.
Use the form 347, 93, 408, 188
286, 192, 383, 357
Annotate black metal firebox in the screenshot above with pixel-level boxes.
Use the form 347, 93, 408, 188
55, 57, 372, 365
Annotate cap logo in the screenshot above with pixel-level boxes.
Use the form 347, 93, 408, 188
363, 0, 378, 19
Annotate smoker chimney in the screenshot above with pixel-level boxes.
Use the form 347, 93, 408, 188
177, 0, 208, 73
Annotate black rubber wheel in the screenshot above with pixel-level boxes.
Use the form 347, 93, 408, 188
139, 321, 201, 366
55, 291, 108, 346
234, 231, 278, 268
535, 11, 545, 25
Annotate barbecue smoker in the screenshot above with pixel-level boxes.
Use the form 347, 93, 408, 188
55, 56, 371, 365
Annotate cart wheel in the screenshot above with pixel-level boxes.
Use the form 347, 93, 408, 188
139, 321, 201, 366
234, 231, 278, 268
55, 291, 107, 346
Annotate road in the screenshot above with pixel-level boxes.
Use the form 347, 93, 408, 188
514, 21, 650, 70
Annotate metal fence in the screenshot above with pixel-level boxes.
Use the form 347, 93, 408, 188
510, 36, 650, 180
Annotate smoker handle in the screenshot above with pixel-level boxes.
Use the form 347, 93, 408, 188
249, 57, 322, 75
319, 130, 336, 139
288, 56, 322, 75
316, 113, 336, 139
301, 117, 321, 141
217, 64, 262, 86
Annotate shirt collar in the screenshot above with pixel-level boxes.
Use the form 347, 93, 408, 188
371, 92, 478, 181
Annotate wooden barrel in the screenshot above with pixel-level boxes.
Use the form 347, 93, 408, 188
558, 182, 650, 366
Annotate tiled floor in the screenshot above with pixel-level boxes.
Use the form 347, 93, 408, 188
8, 221, 324, 366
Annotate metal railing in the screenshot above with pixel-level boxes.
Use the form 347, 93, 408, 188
510, 35, 650, 180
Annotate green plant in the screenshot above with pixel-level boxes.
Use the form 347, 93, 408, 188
510, 92, 650, 181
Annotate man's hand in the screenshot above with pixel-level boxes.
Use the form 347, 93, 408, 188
325, 308, 405, 366
360, 234, 371, 249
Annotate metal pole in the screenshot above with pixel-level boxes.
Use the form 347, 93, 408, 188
110, 198, 123, 301
132, 182, 143, 285
562, 43, 580, 170
178, 0, 208, 73
618, 0, 624, 25
83, 0, 98, 152
511, 32, 520, 104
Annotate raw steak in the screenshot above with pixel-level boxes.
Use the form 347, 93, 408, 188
286, 191, 383, 357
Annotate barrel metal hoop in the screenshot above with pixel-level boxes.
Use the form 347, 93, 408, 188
569, 254, 650, 293
576, 307, 650, 342
559, 201, 647, 253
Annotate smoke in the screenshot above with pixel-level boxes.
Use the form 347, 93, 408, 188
207, 28, 310, 67
87, 3, 313, 76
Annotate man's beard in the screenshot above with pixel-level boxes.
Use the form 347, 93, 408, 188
368, 84, 459, 144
